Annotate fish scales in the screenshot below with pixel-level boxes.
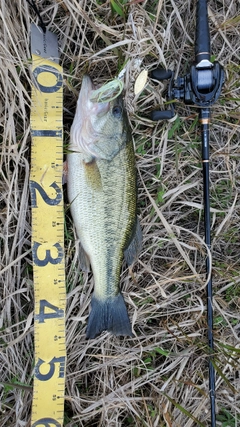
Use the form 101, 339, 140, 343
68, 140, 136, 299
67, 75, 141, 338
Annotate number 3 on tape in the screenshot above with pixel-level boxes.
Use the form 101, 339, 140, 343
30, 25, 66, 427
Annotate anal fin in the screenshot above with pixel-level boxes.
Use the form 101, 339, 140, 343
124, 217, 142, 266
77, 240, 91, 272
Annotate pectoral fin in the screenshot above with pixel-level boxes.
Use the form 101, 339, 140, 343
84, 159, 102, 191
124, 218, 142, 266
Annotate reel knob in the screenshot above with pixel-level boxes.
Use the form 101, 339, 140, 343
151, 69, 173, 81
151, 110, 174, 121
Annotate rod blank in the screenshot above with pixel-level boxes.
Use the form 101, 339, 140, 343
195, 0, 211, 63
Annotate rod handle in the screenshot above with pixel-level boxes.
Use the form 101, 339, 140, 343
195, 0, 211, 63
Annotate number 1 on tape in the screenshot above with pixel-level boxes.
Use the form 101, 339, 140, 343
30, 25, 66, 427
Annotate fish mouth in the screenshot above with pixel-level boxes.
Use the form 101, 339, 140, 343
80, 74, 110, 117
80, 74, 95, 101
71, 75, 113, 159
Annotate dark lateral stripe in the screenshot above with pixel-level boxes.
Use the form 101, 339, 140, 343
31, 129, 62, 137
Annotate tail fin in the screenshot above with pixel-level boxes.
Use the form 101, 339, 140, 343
86, 293, 133, 339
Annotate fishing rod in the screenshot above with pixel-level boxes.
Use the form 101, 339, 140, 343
150, 0, 224, 425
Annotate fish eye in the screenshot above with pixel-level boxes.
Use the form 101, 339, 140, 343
112, 105, 122, 118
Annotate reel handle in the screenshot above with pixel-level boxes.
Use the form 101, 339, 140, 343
150, 69, 174, 120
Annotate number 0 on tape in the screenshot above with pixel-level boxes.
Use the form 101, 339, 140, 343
30, 25, 66, 427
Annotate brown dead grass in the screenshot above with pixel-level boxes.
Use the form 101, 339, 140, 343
0, 0, 240, 426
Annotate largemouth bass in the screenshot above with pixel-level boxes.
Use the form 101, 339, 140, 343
67, 75, 141, 339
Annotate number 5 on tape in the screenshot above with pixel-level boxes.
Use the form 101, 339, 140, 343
30, 24, 66, 427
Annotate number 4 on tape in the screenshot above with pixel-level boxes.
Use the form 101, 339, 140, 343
30, 24, 66, 427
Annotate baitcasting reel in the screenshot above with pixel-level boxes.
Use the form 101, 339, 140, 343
151, 59, 224, 121
150, 0, 224, 121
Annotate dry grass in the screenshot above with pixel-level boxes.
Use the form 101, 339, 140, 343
0, 0, 240, 426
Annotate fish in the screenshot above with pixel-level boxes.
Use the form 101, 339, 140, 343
67, 75, 141, 339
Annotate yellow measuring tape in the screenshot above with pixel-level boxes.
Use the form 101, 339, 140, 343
30, 26, 66, 427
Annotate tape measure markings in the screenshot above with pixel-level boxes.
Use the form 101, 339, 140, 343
30, 44, 66, 427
